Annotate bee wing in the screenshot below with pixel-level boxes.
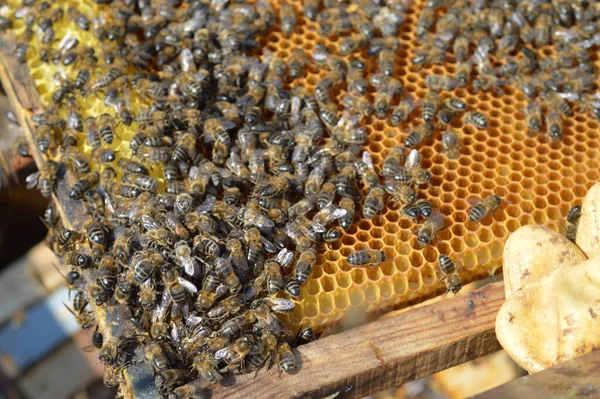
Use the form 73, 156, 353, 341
178, 277, 198, 294
405, 149, 421, 169
216, 284, 229, 300
25, 171, 40, 189
179, 48, 195, 72
219, 118, 237, 130
196, 195, 217, 214
182, 258, 198, 277
332, 208, 348, 219
466, 197, 483, 206
275, 248, 294, 268
427, 210, 446, 227
260, 235, 278, 253
311, 220, 327, 233
213, 347, 229, 360
152, 287, 170, 324
266, 298, 295, 313
141, 214, 160, 231
186, 314, 204, 329
361, 151, 374, 170
217, 167, 232, 179
170, 323, 181, 342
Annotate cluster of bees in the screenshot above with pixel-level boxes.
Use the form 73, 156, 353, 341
3, 0, 595, 396
411, 0, 600, 141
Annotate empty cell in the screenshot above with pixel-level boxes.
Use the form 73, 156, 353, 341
351, 268, 365, 287
357, 232, 370, 242
393, 274, 408, 295
304, 297, 319, 318
380, 281, 393, 299
423, 246, 437, 263
407, 269, 422, 291
464, 233, 478, 248
334, 290, 349, 311
320, 275, 336, 293
421, 264, 436, 286
336, 273, 351, 289
395, 255, 410, 272
587, 170, 600, 181
410, 252, 423, 268
451, 237, 466, 252
349, 287, 365, 306
478, 229, 492, 243
560, 190, 574, 202
574, 185, 588, 198
506, 219, 520, 233
364, 282, 380, 303
452, 224, 466, 237
384, 224, 399, 234
461, 251, 477, 270
289, 306, 304, 324
305, 278, 321, 295
477, 248, 491, 266
533, 211, 548, 225
319, 293, 334, 315
366, 266, 382, 281
323, 262, 339, 275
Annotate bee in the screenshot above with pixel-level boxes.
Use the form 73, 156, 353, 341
414, 211, 446, 247
473, 74, 505, 93
566, 205, 582, 242
341, 94, 373, 117
91, 148, 116, 164
69, 172, 99, 200
85, 220, 107, 258
315, 70, 343, 103
524, 101, 542, 134
26, 160, 58, 198
404, 122, 434, 148
277, 342, 297, 374
389, 95, 415, 126
63, 303, 95, 330
132, 251, 164, 285
355, 151, 379, 190
542, 91, 573, 117
303, 0, 319, 20
118, 158, 148, 175
395, 167, 431, 186
346, 58, 368, 95
452, 35, 469, 62
425, 75, 457, 91
401, 202, 420, 221
176, 72, 209, 99
170, 379, 206, 399
469, 195, 503, 222
192, 353, 223, 385
139, 279, 156, 310
462, 111, 488, 129
163, 266, 197, 305
382, 146, 405, 177
363, 186, 385, 219
145, 342, 170, 372
545, 109, 563, 141
455, 61, 472, 87
286, 48, 307, 79
347, 249, 386, 267
385, 178, 417, 205
438, 255, 462, 294
215, 257, 241, 294
34, 125, 54, 154
320, 101, 340, 127
442, 131, 460, 159
338, 195, 356, 231
416, 6, 435, 38
97, 113, 116, 145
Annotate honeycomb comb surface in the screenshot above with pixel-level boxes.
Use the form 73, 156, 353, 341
6, 0, 599, 333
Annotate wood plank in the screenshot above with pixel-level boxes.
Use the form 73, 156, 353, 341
0, 256, 46, 327
474, 349, 600, 398
213, 282, 505, 399
16, 341, 97, 399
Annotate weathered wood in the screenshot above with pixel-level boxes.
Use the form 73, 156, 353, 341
213, 282, 505, 399
0, 33, 159, 399
474, 348, 600, 398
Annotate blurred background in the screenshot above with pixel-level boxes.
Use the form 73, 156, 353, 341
0, 88, 524, 399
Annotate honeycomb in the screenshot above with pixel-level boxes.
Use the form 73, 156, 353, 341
4, 0, 599, 335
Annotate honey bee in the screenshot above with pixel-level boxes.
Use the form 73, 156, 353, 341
347, 249, 386, 267
416, 6, 435, 38
355, 151, 379, 190
381, 146, 405, 177
26, 160, 58, 198
215, 257, 241, 294
414, 211, 446, 247
545, 109, 563, 141
404, 122, 434, 148
69, 172, 99, 200
176, 72, 209, 99
169, 379, 206, 399
469, 195, 503, 222
85, 220, 107, 258
566, 205, 582, 242
286, 48, 307, 79
425, 75, 458, 91
394, 166, 431, 186
389, 94, 415, 126
63, 303, 95, 329
473, 74, 505, 93
421, 90, 441, 123
363, 186, 385, 219
521, 100, 542, 134
462, 111, 488, 129
416, 198, 433, 219
542, 91, 573, 117
277, 342, 297, 374
132, 251, 164, 285
455, 61, 472, 87
341, 94, 373, 117
192, 352, 223, 385
442, 131, 460, 159
438, 255, 462, 294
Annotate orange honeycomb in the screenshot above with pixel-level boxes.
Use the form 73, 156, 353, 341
4, 0, 599, 335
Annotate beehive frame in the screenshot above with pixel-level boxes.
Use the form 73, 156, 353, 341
2, 0, 600, 395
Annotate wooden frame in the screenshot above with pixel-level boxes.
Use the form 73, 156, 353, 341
0, 33, 506, 398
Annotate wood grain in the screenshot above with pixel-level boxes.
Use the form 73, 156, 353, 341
214, 282, 505, 399
0, 33, 159, 399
